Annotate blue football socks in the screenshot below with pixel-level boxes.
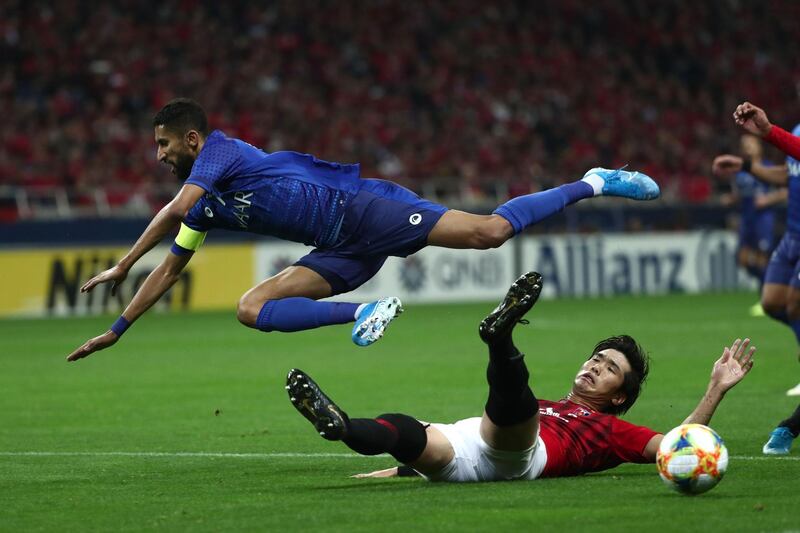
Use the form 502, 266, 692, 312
493, 181, 594, 234
256, 298, 359, 332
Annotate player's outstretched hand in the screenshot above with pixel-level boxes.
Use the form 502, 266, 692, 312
710, 338, 755, 392
81, 265, 128, 295
711, 154, 743, 177
733, 102, 772, 137
67, 331, 119, 362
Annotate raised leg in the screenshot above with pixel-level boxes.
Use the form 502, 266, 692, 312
427, 168, 659, 249
478, 272, 544, 451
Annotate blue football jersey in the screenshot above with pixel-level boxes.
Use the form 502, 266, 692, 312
735, 162, 774, 226
788, 124, 800, 235
183, 130, 363, 247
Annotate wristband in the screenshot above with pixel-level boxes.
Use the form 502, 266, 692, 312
110, 316, 131, 337
741, 158, 752, 173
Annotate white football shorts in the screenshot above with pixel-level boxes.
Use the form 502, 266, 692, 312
422, 417, 547, 482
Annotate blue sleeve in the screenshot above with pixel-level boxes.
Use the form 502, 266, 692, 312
185, 139, 241, 192
183, 199, 210, 232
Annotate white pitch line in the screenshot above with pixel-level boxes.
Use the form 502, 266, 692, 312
0, 451, 797, 461
730, 455, 800, 461
0, 451, 382, 459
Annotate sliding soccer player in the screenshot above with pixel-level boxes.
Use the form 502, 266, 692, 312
287, 273, 754, 481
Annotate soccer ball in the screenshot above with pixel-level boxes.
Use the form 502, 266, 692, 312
656, 423, 728, 495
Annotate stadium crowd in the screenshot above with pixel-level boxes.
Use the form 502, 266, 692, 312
1, 0, 799, 216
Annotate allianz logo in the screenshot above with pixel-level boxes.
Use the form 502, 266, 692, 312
527, 232, 750, 296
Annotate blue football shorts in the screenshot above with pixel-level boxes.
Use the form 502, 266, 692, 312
738, 214, 775, 254
764, 232, 800, 288
295, 179, 448, 295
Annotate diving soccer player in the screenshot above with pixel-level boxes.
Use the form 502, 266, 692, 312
68, 99, 659, 361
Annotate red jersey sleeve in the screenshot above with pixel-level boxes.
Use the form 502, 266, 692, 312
765, 125, 800, 161
609, 418, 659, 464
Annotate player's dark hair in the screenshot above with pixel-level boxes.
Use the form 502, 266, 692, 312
592, 335, 649, 415
152, 98, 208, 136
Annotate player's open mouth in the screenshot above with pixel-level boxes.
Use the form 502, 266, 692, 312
579, 373, 594, 384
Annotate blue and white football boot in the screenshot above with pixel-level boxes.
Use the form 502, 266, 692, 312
762, 426, 794, 455
352, 297, 403, 347
582, 166, 660, 201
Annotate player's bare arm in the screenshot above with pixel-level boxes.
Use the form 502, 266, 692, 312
351, 467, 399, 479
81, 184, 205, 295
749, 163, 788, 186
711, 155, 743, 177
754, 188, 788, 210
712, 155, 788, 187
67, 251, 194, 362
642, 338, 755, 461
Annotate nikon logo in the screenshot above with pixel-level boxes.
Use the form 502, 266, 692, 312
46, 253, 192, 315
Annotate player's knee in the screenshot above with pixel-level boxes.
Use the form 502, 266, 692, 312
472, 219, 512, 249
236, 293, 263, 327
375, 413, 428, 464
761, 299, 785, 319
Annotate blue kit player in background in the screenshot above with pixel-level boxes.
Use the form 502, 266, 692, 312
717, 134, 785, 314
714, 101, 800, 455
67, 98, 659, 362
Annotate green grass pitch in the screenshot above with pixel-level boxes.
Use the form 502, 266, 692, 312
1, 292, 797, 532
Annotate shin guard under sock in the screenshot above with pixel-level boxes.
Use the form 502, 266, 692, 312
256, 298, 359, 332
485, 344, 539, 427
493, 181, 594, 234
343, 413, 428, 463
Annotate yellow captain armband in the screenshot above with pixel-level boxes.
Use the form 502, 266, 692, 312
171, 223, 207, 256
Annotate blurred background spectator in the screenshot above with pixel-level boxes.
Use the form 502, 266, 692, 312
1, 0, 799, 220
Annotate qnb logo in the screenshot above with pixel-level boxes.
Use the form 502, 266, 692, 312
271, 256, 295, 276
400, 256, 426, 292
409, 213, 422, 225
